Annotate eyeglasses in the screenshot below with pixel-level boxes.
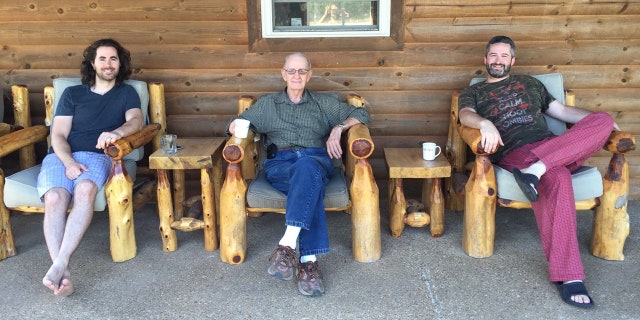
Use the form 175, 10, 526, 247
283, 68, 310, 75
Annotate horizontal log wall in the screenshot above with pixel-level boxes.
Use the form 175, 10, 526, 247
1, 0, 638, 198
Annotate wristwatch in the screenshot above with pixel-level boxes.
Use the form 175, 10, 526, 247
338, 123, 346, 130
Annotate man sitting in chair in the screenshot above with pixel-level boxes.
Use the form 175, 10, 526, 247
226, 52, 370, 296
458, 36, 620, 308
38, 38, 143, 296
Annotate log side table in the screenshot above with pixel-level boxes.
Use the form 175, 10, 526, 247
384, 148, 451, 238
149, 137, 226, 252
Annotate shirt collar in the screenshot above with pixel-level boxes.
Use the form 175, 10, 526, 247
276, 87, 309, 104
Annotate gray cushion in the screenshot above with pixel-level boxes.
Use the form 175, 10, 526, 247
4, 159, 137, 211
495, 165, 603, 203
4, 78, 147, 211
247, 168, 350, 210
247, 92, 350, 210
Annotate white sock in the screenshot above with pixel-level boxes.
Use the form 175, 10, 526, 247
300, 255, 317, 263
523, 161, 546, 178
278, 226, 301, 250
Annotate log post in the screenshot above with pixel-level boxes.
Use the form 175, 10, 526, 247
201, 168, 218, 251
350, 158, 381, 262
105, 160, 137, 262
591, 153, 630, 260
388, 178, 406, 238
0, 169, 16, 260
157, 169, 177, 252
462, 155, 497, 258
445, 91, 466, 211
211, 147, 224, 222
590, 131, 635, 260
219, 163, 247, 264
173, 170, 185, 219
427, 178, 444, 237
148, 83, 167, 152
345, 94, 367, 179
11, 85, 36, 170
237, 96, 258, 180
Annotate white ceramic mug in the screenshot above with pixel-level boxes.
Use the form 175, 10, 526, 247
161, 134, 177, 154
234, 119, 251, 138
421, 142, 441, 161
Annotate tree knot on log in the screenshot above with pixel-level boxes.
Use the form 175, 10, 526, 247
223, 145, 243, 163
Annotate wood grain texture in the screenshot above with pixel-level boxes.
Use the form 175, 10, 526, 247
1, 0, 638, 197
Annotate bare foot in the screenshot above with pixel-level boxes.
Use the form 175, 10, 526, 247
42, 261, 72, 296
54, 277, 74, 297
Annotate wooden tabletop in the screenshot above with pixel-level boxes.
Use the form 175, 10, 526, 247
384, 148, 451, 179
149, 137, 226, 170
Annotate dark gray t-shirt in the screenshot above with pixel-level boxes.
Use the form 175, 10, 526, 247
458, 75, 556, 162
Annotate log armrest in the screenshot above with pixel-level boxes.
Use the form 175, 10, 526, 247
0, 125, 48, 158
344, 123, 374, 179
605, 130, 636, 154
347, 124, 374, 160
222, 131, 257, 164
105, 123, 162, 160
457, 125, 496, 156
0, 123, 24, 137
459, 126, 637, 156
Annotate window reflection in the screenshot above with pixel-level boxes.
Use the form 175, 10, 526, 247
273, 1, 379, 29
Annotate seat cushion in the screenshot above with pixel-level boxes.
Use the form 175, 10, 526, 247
4, 165, 107, 211
4, 160, 137, 212
495, 165, 603, 203
247, 168, 350, 210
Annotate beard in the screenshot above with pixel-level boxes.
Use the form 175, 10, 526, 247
486, 63, 511, 78
96, 68, 119, 81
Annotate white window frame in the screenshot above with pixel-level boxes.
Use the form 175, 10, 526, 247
261, 0, 391, 38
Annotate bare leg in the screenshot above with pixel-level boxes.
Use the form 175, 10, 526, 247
42, 180, 98, 296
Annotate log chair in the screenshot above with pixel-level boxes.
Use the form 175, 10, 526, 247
0, 81, 165, 262
219, 94, 381, 265
446, 73, 636, 260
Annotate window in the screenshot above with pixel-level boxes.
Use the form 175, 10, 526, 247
247, 0, 404, 52
262, 0, 390, 38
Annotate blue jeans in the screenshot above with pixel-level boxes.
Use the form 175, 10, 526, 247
263, 147, 334, 256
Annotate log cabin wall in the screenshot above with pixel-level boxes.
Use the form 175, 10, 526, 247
0, 1, 639, 198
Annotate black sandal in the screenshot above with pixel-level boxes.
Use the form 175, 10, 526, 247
512, 168, 540, 202
555, 281, 595, 308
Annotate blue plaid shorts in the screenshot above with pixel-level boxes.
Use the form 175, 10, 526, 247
37, 151, 112, 199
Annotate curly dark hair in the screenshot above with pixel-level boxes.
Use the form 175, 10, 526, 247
80, 38, 132, 86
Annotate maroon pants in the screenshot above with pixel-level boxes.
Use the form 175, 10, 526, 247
497, 112, 614, 282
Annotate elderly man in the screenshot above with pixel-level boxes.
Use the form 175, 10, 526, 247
458, 36, 619, 308
38, 38, 143, 296
227, 53, 370, 296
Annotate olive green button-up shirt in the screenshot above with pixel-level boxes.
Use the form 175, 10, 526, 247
235, 89, 371, 149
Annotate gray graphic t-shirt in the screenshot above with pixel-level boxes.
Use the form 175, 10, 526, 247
458, 75, 556, 162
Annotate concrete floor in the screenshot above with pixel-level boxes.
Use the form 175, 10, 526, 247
1, 183, 638, 320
